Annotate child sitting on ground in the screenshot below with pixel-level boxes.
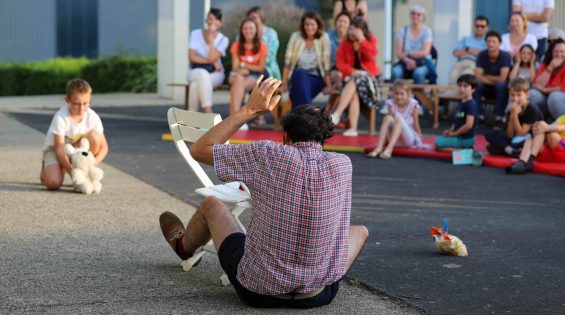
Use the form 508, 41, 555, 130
435, 74, 478, 149
367, 80, 422, 159
506, 116, 565, 174
484, 77, 543, 157
40, 79, 108, 190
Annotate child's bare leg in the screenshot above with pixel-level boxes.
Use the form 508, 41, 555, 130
545, 132, 562, 149
41, 164, 64, 190
385, 117, 404, 152
369, 115, 393, 155
229, 75, 246, 115
84, 131, 108, 164
345, 225, 369, 270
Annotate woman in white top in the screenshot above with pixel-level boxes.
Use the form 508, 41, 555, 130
187, 8, 229, 113
501, 12, 538, 59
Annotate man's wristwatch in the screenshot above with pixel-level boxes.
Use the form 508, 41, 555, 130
465, 47, 470, 52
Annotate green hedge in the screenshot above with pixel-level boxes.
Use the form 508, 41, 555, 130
0, 55, 156, 96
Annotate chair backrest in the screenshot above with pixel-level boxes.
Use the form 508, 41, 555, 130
167, 108, 222, 188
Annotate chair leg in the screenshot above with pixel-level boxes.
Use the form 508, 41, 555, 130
370, 107, 376, 136
184, 85, 189, 111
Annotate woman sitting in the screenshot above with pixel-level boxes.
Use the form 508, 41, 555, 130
501, 12, 538, 59
529, 39, 565, 120
330, 16, 379, 136
228, 18, 268, 129
186, 8, 229, 113
280, 11, 332, 109
328, 12, 352, 94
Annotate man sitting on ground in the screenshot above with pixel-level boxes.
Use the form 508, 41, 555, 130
159, 76, 369, 308
449, 15, 489, 85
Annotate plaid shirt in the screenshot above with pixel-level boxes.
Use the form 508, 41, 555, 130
213, 140, 351, 295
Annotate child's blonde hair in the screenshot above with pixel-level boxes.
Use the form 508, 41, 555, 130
508, 77, 530, 93
391, 79, 411, 94
66, 79, 92, 97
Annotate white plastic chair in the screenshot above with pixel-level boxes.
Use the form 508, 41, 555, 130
167, 107, 251, 285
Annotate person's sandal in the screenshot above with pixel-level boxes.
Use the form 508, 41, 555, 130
159, 211, 192, 260
367, 149, 381, 158
379, 149, 392, 160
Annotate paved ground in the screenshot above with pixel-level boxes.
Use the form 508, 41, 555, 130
3, 93, 565, 314
0, 95, 421, 314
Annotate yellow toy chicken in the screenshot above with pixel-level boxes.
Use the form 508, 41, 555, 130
430, 218, 468, 257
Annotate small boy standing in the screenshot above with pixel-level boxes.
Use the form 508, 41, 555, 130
484, 77, 543, 157
435, 74, 478, 149
40, 79, 108, 190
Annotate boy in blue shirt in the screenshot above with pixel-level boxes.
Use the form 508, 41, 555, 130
435, 74, 478, 149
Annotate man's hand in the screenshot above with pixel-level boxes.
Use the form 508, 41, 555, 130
245, 76, 282, 114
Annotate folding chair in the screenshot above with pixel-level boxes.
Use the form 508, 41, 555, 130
167, 107, 251, 285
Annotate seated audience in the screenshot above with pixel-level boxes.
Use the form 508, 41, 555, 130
435, 74, 479, 149
367, 80, 422, 159
509, 44, 538, 82
187, 8, 229, 113
281, 11, 332, 109
391, 5, 436, 85
474, 30, 512, 125
512, 0, 554, 61
485, 78, 543, 157
506, 117, 565, 174
333, 0, 368, 21
501, 12, 538, 59
449, 16, 489, 85
529, 39, 565, 120
330, 16, 379, 136
228, 18, 268, 130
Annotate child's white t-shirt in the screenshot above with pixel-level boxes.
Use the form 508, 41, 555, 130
43, 105, 104, 150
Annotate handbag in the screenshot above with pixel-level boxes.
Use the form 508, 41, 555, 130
191, 63, 215, 73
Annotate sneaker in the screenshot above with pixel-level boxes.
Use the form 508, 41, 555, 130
505, 160, 529, 174
509, 148, 521, 159
343, 129, 358, 137
331, 113, 340, 125
379, 149, 392, 160
379, 106, 388, 115
159, 211, 191, 260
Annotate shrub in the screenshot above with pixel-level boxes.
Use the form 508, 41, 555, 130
0, 55, 156, 96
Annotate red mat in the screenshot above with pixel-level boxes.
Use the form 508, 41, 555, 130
228, 130, 565, 177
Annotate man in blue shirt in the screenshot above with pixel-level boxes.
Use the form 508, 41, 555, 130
449, 16, 489, 85
474, 30, 512, 126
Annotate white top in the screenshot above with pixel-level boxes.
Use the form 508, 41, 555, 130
43, 105, 104, 150
500, 33, 538, 56
386, 98, 420, 128
513, 0, 555, 39
188, 29, 229, 70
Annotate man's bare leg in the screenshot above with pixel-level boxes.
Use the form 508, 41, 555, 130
182, 196, 243, 255
346, 225, 369, 270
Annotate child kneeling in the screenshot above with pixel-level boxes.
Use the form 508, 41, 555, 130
40, 79, 108, 190
367, 80, 422, 159
435, 74, 478, 149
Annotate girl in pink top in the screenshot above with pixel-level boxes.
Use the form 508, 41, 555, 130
367, 80, 423, 159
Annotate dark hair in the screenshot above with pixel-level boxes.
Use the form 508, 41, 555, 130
508, 77, 530, 92
246, 6, 266, 23
542, 38, 565, 66
300, 11, 324, 39
457, 74, 478, 89
475, 15, 489, 26
208, 8, 222, 21
348, 15, 371, 41
282, 105, 333, 144
237, 18, 260, 56
518, 44, 536, 67
485, 30, 501, 43
334, 11, 352, 25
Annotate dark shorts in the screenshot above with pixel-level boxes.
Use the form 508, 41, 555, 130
218, 232, 341, 308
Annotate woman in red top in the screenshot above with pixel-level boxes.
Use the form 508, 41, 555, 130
330, 16, 379, 136
229, 18, 268, 122
530, 39, 565, 120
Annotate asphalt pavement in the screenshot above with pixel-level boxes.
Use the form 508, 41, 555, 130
2, 92, 565, 314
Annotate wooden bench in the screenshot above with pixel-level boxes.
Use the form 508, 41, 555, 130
168, 83, 230, 111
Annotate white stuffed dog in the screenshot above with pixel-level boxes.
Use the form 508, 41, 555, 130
64, 138, 104, 194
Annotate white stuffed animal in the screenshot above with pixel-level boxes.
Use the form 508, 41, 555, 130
64, 138, 104, 194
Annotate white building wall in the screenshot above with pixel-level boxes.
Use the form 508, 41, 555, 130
0, 0, 56, 62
